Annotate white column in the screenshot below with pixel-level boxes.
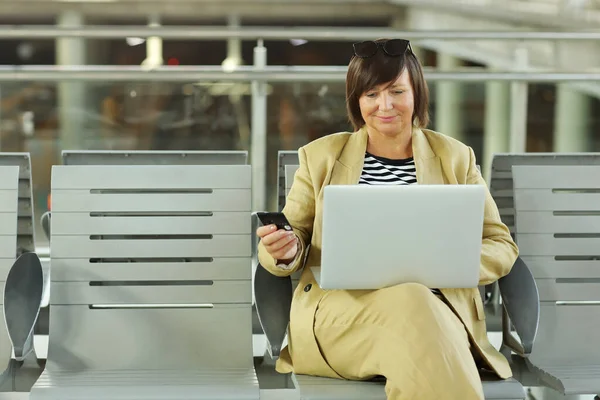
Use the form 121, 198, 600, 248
222, 15, 250, 150
56, 11, 86, 150
553, 84, 591, 152
509, 47, 529, 154
222, 14, 242, 70
435, 52, 465, 142
483, 81, 510, 182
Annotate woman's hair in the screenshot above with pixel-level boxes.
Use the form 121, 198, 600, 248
345, 39, 429, 131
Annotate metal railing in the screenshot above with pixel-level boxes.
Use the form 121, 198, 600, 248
0, 65, 599, 82
0, 25, 599, 40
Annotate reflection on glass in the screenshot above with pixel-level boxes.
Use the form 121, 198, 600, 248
0, 81, 252, 245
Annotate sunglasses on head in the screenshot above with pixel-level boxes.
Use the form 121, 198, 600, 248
352, 39, 411, 58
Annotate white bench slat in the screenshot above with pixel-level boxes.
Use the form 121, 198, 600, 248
521, 257, 600, 279
516, 212, 600, 233
0, 192, 18, 212
51, 190, 251, 213
47, 306, 253, 370
0, 213, 17, 235
50, 281, 252, 305
0, 167, 19, 189
51, 258, 251, 281
512, 165, 600, 189
516, 234, 600, 257
536, 279, 600, 302
514, 190, 600, 211
0, 235, 17, 257
52, 165, 251, 190
52, 212, 250, 235
50, 235, 251, 258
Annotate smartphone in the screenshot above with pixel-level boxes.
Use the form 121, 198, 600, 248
253, 211, 293, 232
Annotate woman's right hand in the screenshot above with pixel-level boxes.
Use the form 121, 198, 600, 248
257, 224, 298, 263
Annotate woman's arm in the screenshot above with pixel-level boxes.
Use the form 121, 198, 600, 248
258, 146, 316, 277
466, 147, 519, 285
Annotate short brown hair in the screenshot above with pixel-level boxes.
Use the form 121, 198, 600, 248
345, 39, 429, 131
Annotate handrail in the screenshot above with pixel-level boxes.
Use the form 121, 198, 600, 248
1, 66, 599, 82
1, 25, 600, 40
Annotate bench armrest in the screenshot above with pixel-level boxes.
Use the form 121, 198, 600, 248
498, 257, 540, 356
253, 265, 292, 359
41, 211, 51, 240
3, 252, 44, 361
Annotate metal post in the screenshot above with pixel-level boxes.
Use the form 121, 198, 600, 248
509, 46, 529, 153
251, 40, 267, 212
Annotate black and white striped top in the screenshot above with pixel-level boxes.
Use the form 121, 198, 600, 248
359, 153, 417, 185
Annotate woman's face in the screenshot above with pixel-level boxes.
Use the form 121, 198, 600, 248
358, 68, 414, 138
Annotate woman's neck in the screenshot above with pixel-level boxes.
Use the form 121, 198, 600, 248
365, 127, 413, 159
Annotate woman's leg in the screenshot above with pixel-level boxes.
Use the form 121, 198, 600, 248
313, 282, 484, 400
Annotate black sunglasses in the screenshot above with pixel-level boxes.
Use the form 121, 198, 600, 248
352, 39, 411, 58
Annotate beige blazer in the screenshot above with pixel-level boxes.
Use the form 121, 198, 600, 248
258, 126, 519, 380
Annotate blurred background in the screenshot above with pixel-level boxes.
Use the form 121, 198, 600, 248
0, 0, 599, 249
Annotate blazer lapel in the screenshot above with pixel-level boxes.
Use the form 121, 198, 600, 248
328, 126, 446, 186
329, 127, 368, 186
412, 127, 445, 185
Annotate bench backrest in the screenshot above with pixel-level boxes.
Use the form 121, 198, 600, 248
512, 165, 600, 367
62, 150, 248, 166
490, 153, 600, 235
0, 154, 35, 254
48, 164, 253, 371
0, 166, 20, 374
277, 151, 300, 212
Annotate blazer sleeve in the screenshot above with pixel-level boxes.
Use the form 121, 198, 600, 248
466, 147, 519, 285
258, 146, 315, 277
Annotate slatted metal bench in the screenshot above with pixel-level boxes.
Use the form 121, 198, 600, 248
0, 166, 21, 391
30, 163, 258, 399
512, 164, 600, 397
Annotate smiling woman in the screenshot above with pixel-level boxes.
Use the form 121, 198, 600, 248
256, 37, 518, 400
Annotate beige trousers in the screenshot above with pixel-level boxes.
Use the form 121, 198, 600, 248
314, 282, 485, 400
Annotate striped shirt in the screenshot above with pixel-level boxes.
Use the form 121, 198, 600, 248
359, 153, 417, 185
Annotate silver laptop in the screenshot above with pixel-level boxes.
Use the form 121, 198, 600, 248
311, 184, 485, 290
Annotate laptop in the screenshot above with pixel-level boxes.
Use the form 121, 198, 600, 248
311, 184, 485, 290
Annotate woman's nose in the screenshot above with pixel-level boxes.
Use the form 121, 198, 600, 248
377, 93, 393, 111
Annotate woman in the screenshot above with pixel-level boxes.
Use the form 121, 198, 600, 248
256, 38, 518, 400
